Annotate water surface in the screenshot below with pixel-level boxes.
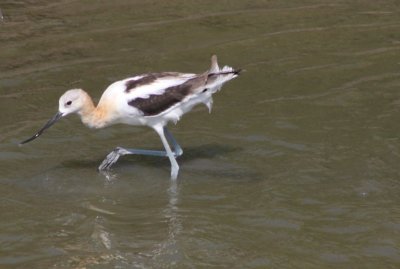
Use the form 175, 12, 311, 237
1, 1, 400, 268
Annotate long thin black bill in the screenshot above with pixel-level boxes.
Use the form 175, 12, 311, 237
20, 112, 63, 145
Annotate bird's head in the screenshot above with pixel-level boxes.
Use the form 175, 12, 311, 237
20, 89, 89, 145
58, 89, 88, 116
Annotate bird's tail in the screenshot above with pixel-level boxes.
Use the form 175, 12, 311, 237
205, 55, 241, 91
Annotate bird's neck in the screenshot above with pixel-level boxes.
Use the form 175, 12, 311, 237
78, 92, 115, 129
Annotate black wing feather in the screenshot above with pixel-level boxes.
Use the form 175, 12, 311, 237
128, 75, 206, 116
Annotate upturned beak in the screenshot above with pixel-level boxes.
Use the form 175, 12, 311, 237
20, 111, 64, 145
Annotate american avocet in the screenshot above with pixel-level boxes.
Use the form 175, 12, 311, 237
20, 55, 241, 179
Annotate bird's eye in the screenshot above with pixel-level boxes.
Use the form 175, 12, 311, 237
66, 101, 72, 106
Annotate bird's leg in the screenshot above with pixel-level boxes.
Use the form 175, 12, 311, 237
154, 125, 180, 180
164, 127, 183, 157
98, 147, 132, 171
97, 127, 182, 172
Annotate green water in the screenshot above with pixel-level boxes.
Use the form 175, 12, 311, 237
1, 1, 400, 268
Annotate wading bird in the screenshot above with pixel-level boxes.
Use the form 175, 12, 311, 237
20, 55, 241, 179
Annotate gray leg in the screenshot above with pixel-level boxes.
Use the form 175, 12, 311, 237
164, 127, 183, 157
98, 127, 182, 172
154, 125, 179, 180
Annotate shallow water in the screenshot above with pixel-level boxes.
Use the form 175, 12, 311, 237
1, 0, 400, 268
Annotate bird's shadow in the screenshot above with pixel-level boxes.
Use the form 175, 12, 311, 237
62, 143, 240, 170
